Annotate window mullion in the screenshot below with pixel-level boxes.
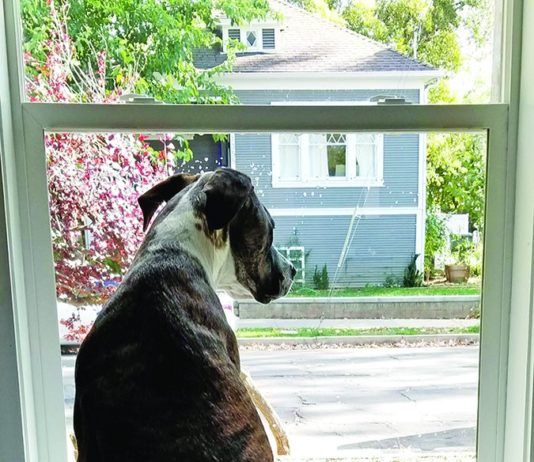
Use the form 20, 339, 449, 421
347, 134, 356, 178
300, 134, 309, 182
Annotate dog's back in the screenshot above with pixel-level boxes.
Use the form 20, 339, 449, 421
74, 169, 294, 461
74, 244, 272, 461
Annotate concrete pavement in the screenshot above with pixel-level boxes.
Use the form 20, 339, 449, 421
61, 345, 478, 459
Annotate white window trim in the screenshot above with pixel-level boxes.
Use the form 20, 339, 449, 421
271, 101, 384, 188
1, 1, 533, 461
272, 132, 384, 188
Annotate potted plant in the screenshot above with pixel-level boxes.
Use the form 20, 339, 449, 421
445, 238, 472, 283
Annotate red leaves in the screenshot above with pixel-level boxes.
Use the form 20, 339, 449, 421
26, 2, 176, 310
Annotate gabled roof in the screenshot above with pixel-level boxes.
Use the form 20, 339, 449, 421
195, 0, 434, 74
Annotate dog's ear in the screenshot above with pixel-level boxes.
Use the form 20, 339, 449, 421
202, 169, 253, 231
138, 173, 200, 231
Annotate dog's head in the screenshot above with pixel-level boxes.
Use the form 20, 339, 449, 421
138, 168, 296, 303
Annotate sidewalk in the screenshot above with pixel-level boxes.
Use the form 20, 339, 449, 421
238, 318, 479, 329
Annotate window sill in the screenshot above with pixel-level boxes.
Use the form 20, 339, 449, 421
272, 179, 384, 188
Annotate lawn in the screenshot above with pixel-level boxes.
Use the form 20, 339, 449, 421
288, 285, 480, 298
236, 325, 480, 338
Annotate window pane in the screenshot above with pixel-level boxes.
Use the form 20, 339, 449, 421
280, 133, 299, 144
21, 0, 500, 104
328, 145, 347, 177
44, 129, 484, 462
309, 142, 327, 178
356, 143, 376, 178
279, 144, 300, 179
247, 31, 257, 47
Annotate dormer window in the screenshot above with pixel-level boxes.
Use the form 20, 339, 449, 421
228, 28, 241, 41
246, 31, 258, 47
262, 29, 275, 49
222, 24, 278, 52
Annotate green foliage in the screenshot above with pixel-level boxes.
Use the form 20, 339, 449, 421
467, 242, 483, 276
313, 264, 330, 290
342, 2, 389, 41
424, 211, 447, 277
342, 0, 480, 72
22, 0, 271, 103
427, 133, 486, 230
290, 0, 345, 23
451, 235, 474, 264
403, 254, 423, 287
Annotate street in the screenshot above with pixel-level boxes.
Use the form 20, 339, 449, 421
62, 345, 478, 458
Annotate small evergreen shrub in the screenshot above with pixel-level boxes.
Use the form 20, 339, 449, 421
313, 264, 330, 290
403, 254, 423, 287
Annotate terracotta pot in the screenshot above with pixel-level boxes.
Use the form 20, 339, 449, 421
445, 264, 470, 283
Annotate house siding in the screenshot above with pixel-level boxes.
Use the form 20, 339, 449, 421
234, 132, 420, 209
231, 88, 422, 286
274, 214, 417, 287
174, 135, 228, 175
235, 89, 420, 104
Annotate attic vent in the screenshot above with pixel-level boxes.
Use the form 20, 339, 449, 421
262, 28, 275, 49
228, 29, 241, 41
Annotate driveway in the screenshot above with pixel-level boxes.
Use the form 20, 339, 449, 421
62, 345, 478, 458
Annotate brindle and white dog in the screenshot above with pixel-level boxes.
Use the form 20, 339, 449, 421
73, 168, 295, 462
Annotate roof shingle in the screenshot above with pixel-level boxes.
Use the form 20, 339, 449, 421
195, 0, 434, 73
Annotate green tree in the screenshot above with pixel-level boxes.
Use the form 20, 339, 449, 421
341, 0, 489, 236
342, 0, 482, 72
426, 132, 486, 230
22, 0, 271, 103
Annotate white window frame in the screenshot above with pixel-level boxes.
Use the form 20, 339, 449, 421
272, 132, 384, 188
1, 1, 533, 462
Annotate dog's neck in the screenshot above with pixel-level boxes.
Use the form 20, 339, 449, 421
147, 207, 232, 290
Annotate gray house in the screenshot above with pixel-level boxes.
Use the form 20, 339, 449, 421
189, 0, 441, 287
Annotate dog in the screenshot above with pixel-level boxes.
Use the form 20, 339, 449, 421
73, 168, 295, 462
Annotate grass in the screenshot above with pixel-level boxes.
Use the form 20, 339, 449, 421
236, 325, 480, 338
288, 285, 480, 298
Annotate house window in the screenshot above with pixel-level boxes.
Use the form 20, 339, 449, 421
355, 133, 379, 178
273, 133, 383, 187
278, 133, 300, 179
262, 28, 275, 49
309, 133, 348, 178
276, 246, 305, 285
246, 31, 257, 47
225, 27, 276, 51
228, 28, 241, 41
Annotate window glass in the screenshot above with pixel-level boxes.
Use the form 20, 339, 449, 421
326, 134, 347, 177
275, 133, 381, 186
21, 0, 499, 104
356, 134, 378, 178
246, 31, 257, 47
278, 134, 300, 179
44, 129, 485, 461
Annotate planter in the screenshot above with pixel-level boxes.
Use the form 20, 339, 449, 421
445, 264, 470, 283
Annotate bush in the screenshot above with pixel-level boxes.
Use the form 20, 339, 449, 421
403, 254, 423, 287
313, 264, 330, 290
